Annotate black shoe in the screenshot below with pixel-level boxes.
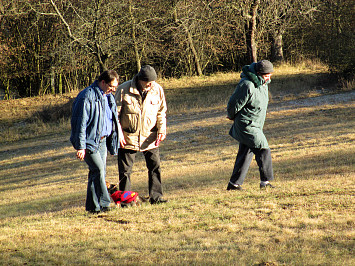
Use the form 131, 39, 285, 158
120, 202, 136, 208
227, 183, 243, 191
101, 206, 112, 212
150, 198, 168, 204
88, 210, 100, 214
260, 183, 276, 189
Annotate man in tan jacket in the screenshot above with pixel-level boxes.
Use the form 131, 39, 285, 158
115, 65, 168, 204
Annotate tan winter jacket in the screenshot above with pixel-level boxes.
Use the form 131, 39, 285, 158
114, 75, 167, 151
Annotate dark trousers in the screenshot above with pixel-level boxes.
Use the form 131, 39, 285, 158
84, 138, 111, 212
229, 143, 274, 186
118, 148, 163, 201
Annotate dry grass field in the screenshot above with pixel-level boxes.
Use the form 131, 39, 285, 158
0, 63, 354, 265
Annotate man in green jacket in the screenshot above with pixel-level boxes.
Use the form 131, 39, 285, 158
226, 60, 275, 190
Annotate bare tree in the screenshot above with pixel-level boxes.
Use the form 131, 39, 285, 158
168, 0, 203, 76
121, 0, 163, 73
1, 0, 353, 98
258, 0, 319, 63
128, 0, 141, 71
0, 1, 66, 96
44, 0, 113, 72
162, 0, 222, 76
225, 0, 261, 64
298, 0, 354, 74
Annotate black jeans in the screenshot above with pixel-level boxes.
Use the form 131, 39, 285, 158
118, 148, 163, 201
229, 143, 274, 186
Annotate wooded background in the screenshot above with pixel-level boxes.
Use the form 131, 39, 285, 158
0, 0, 353, 98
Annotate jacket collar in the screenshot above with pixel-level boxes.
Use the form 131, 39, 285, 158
129, 75, 158, 95
90, 80, 105, 98
241, 63, 267, 88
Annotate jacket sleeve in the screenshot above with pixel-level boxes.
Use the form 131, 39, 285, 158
106, 94, 120, 155
227, 82, 251, 120
157, 86, 167, 134
114, 86, 123, 116
71, 96, 90, 150
114, 86, 125, 143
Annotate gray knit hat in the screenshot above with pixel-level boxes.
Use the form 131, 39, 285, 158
255, 60, 274, 74
137, 65, 157, 81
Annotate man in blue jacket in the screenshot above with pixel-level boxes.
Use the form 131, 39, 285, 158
226, 60, 275, 191
70, 70, 120, 213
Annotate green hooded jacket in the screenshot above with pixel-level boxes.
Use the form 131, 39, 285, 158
227, 62, 271, 149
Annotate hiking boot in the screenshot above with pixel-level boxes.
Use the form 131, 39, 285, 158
260, 183, 276, 189
88, 210, 100, 214
150, 198, 168, 204
227, 183, 243, 191
101, 206, 112, 212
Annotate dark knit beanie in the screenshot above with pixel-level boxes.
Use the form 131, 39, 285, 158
255, 60, 274, 74
137, 65, 157, 81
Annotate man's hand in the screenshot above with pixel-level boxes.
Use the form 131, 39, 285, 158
120, 138, 127, 148
155, 133, 166, 146
76, 149, 85, 161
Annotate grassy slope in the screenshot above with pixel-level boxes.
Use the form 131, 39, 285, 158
0, 64, 354, 265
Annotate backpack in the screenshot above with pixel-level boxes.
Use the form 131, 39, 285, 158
110, 190, 139, 205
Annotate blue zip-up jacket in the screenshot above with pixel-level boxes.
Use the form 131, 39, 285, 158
70, 80, 119, 155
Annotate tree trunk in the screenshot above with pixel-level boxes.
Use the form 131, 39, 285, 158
184, 25, 203, 76
5, 79, 10, 100
129, 1, 141, 72
50, 66, 55, 94
272, 32, 284, 62
245, 0, 259, 63
59, 72, 63, 94
173, 4, 203, 76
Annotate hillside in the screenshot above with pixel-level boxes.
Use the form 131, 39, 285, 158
0, 66, 354, 265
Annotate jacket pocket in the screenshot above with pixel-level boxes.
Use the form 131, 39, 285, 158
121, 96, 140, 133
107, 131, 118, 155
146, 98, 160, 115
150, 99, 159, 105
121, 113, 139, 133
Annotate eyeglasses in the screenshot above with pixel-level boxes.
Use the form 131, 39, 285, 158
106, 82, 118, 90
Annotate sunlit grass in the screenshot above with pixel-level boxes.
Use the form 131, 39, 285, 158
161, 62, 333, 114
0, 63, 354, 265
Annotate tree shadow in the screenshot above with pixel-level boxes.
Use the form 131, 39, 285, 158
0, 191, 85, 219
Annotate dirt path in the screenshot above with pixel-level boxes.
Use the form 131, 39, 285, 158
168, 90, 355, 126
269, 90, 355, 111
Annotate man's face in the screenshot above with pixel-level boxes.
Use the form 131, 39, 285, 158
138, 80, 155, 90
103, 78, 119, 94
261, 73, 272, 82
